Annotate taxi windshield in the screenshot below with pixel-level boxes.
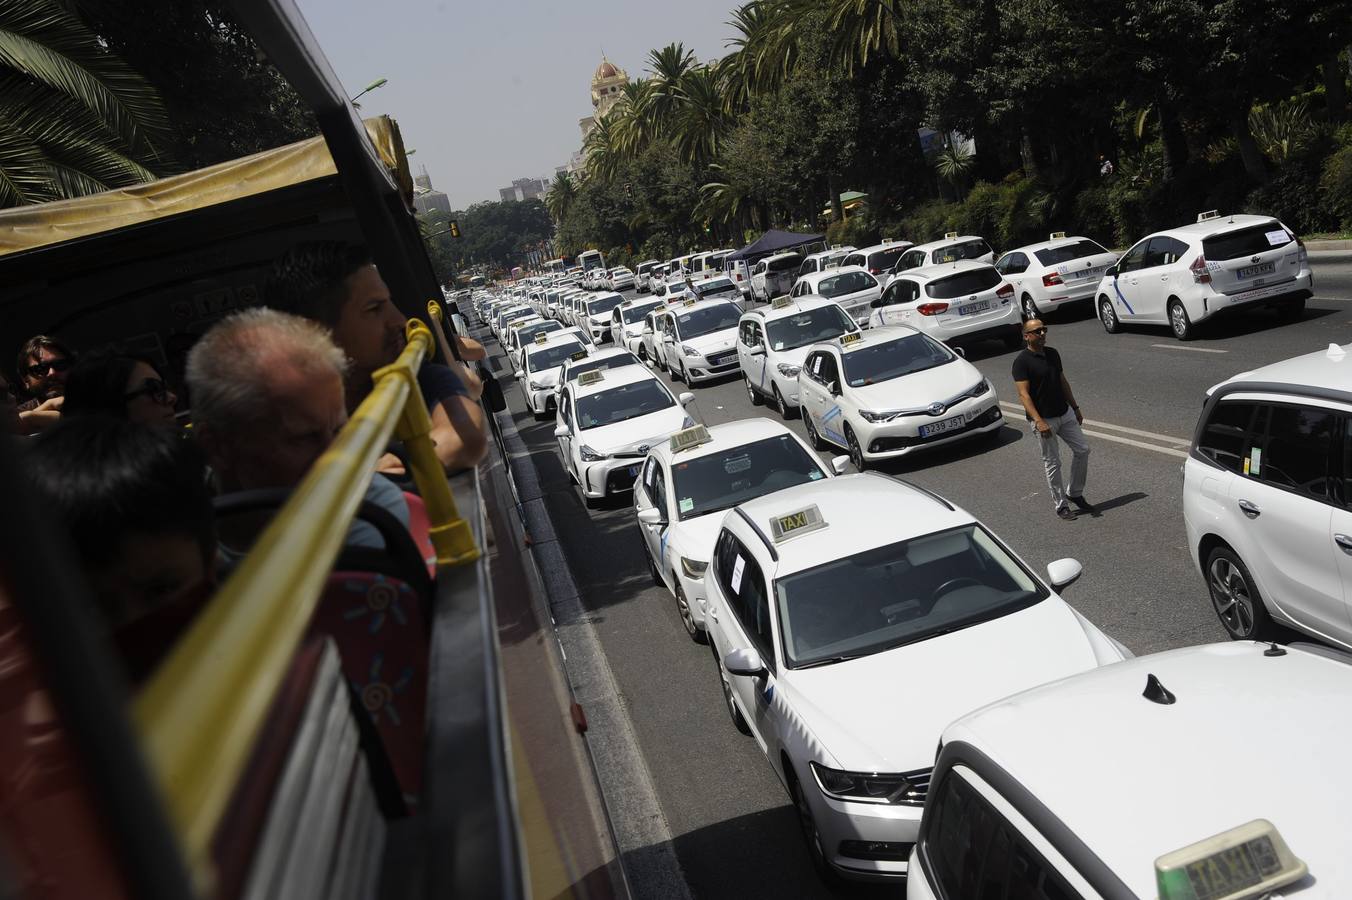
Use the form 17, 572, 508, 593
576, 380, 675, 429
528, 341, 587, 372
766, 306, 856, 351
841, 334, 953, 386
623, 301, 662, 324
672, 435, 825, 521
588, 295, 627, 316
677, 303, 741, 339
776, 524, 1047, 667
567, 352, 639, 381
498, 308, 533, 326
517, 320, 562, 343
1034, 239, 1108, 266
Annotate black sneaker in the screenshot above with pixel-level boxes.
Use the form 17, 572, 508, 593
1056, 504, 1077, 521
1068, 495, 1096, 513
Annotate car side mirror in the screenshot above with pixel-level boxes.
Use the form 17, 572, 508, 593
553, 425, 569, 439
1105, 264, 1119, 278
831, 455, 849, 475
828, 381, 841, 397
637, 506, 665, 526
870, 297, 883, 308
723, 648, 766, 678
678, 392, 695, 406
513, 370, 524, 379
1047, 558, 1083, 591
953, 347, 967, 359
747, 344, 765, 356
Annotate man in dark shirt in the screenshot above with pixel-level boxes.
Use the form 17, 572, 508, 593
1012, 319, 1092, 520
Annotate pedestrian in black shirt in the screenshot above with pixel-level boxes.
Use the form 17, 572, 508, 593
1012, 319, 1092, 520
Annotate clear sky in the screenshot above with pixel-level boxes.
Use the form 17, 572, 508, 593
296, 0, 740, 209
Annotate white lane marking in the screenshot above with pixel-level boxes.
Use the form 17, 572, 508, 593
997, 401, 1189, 458
1150, 343, 1228, 353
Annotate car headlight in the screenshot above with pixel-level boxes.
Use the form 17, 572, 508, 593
681, 344, 700, 357
580, 444, 606, 462
680, 557, 708, 579
776, 363, 801, 378
966, 377, 992, 399
809, 762, 925, 806
858, 409, 898, 423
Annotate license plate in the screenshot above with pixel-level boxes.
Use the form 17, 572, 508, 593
1238, 262, 1275, 278
958, 300, 991, 316
919, 414, 966, 437
1070, 267, 1097, 280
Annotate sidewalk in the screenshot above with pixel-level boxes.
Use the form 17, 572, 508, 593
1306, 239, 1352, 252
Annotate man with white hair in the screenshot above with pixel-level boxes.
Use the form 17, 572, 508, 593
187, 307, 409, 549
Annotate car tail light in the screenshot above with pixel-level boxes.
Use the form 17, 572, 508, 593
917, 303, 949, 316
1042, 272, 1063, 287
1190, 255, 1211, 284
996, 283, 1014, 300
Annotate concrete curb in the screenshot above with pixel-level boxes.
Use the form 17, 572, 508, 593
492, 383, 693, 900
1306, 239, 1352, 252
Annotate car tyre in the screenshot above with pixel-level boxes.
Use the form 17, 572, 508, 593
675, 583, 706, 644
641, 535, 663, 587
1206, 547, 1280, 641
803, 412, 824, 450
745, 373, 763, 406
1168, 298, 1194, 341
1098, 296, 1121, 334
773, 385, 796, 420
846, 425, 867, 471
713, 642, 750, 735
1020, 294, 1038, 320
789, 769, 839, 886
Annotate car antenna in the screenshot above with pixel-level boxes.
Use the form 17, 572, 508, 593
1264, 641, 1287, 657
1142, 673, 1176, 705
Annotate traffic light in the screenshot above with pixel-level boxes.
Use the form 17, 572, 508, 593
449, 220, 462, 239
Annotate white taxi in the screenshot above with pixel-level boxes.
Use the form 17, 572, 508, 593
788, 265, 883, 325
555, 347, 643, 402
911, 640, 1349, 899
705, 474, 1129, 881
609, 297, 664, 354
891, 234, 996, 274
994, 232, 1119, 320
515, 331, 590, 419
634, 421, 846, 641
797, 327, 1002, 470
492, 304, 536, 343
637, 304, 668, 365
653, 298, 744, 383
554, 366, 695, 508
867, 261, 1021, 348
504, 316, 560, 357
738, 296, 859, 419
580, 291, 629, 344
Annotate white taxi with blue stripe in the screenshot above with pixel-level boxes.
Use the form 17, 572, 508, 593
796, 326, 1002, 470
738, 296, 860, 420
633, 420, 847, 642
554, 366, 695, 509
704, 474, 1129, 881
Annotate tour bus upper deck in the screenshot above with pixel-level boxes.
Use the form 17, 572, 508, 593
0, 1, 623, 897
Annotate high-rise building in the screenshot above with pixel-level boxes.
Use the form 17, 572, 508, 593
497, 176, 549, 203
412, 166, 452, 215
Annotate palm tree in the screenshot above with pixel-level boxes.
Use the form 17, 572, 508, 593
809, 0, 904, 74
612, 78, 655, 158
0, 0, 171, 207
583, 114, 623, 183
673, 64, 732, 168
722, 0, 797, 107
545, 170, 577, 223
646, 43, 698, 130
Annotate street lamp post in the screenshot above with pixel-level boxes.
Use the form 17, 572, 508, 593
350, 77, 388, 107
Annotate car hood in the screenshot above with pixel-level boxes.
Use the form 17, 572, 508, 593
766, 344, 814, 367
779, 598, 1102, 772
667, 510, 727, 564
682, 327, 739, 355
844, 360, 976, 411
583, 406, 689, 454
529, 367, 561, 387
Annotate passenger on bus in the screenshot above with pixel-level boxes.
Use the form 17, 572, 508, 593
62, 352, 179, 428
27, 416, 219, 680
266, 242, 488, 473
186, 308, 411, 555
14, 335, 74, 435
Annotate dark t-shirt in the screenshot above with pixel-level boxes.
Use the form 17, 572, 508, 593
1011, 347, 1068, 420
417, 363, 469, 409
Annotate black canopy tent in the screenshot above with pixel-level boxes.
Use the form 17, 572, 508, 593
726, 228, 825, 263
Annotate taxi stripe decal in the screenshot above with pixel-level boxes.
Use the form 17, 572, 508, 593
821, 405, 847, 445
1112, 278, 1135, 314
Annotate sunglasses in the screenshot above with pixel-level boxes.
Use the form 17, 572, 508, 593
24, 357, 73, 378
125, 378, 172, 405
1024, 327, 1048, 336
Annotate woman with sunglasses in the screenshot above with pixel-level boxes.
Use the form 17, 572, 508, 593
63, 351, 180, 428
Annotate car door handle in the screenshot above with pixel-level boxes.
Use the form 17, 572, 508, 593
1336, 534, 1352, 555
1237, 499, 1261, 518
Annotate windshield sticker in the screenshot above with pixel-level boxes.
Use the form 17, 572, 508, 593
679, 497, 694, 513
809, 470, 825, 480
773, 341, 785, 350
1265, 229, 1289, 246
731, 555, 745, 593
725, 456, 752, 474
1249, 447, 1262, 476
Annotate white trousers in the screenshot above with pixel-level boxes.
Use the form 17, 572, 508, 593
1032, 408, 1090, 509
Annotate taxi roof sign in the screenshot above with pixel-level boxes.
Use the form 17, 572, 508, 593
944, 231, 959, 240
1197, 209, 1221, 222
684, 298, 698, 307
534, 333, 550, 345
770, 504, 827, 543
839, 331, 863, 348
1155, 819, 1306, 900
1048, 231, 1067, 240
669, 424, 712, 454
569, 349, 588, 361
771, 296, 794, 310
577, 370, 605, 387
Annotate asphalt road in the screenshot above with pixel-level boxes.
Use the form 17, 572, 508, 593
486, 254, 1352, 899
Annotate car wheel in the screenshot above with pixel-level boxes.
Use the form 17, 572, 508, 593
773, 385, 796, 420
675, 583, 706, 643
1020, 294, 1038, 320
789, 770, 838, 885
846, 425, 866, 471
1169, 298, 1194, 340
656, 351, 668, 372
745, 373, 763, 406
641, 535, 663, 587
1278, 297, 1306, 322
803, 412, 824, 450
1099, 296, 1121, 334
1207, 547, 1280, 641
638, 345, 649, 364
713, 642, 750, 734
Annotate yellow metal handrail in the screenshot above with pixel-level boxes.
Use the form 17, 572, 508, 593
426, 298, 457, 364
132, 319, 477, 884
